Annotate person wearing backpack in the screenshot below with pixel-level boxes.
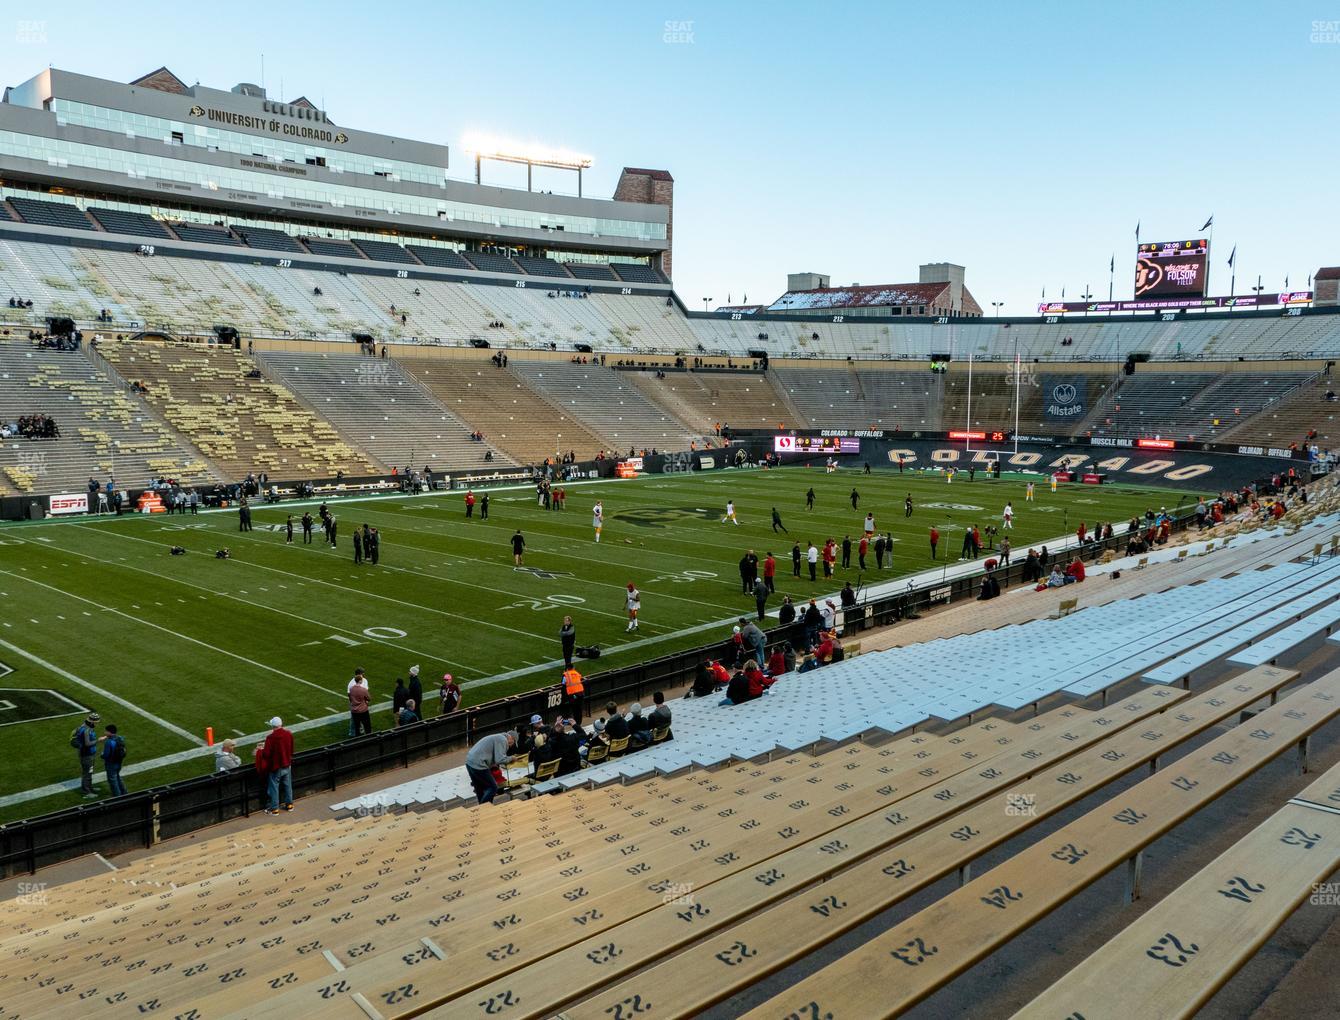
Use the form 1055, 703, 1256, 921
101, 724, 127, 797
71, 712, 102, 798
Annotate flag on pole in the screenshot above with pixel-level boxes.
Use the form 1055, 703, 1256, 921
1135, 220, 1140, 242
1284, 276, 1289, 288
1199, 215, 1214, 231
1109, 254, 1114, 273
1061, 286, 1066, 298
1308, 274, 1312, 288
1227, 246, 1236, 267
1041, 286, 1046, 300
726, 293, 732, 304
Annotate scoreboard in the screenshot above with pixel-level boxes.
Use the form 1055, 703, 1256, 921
1135, 239, 1209, 299
947, 430, 1009, 443
774, 435, 860, 454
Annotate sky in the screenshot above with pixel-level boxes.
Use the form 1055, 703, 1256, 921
2, 0, 1337, 313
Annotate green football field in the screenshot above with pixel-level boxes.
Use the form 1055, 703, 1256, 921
0, 466, 1188, 822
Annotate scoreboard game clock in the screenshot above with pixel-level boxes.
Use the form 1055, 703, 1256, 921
773, 435, 860, 453
948, 430, 1009, 443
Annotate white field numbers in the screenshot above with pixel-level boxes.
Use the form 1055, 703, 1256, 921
502, 594, 586, 612
649, 570, 718, 584
301, 626, 408, 647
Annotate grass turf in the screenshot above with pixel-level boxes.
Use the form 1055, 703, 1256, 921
0, 466, 1187, 822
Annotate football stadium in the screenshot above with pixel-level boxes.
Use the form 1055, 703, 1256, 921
0, 5, 1338, 1018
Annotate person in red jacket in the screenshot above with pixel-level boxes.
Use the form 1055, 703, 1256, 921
929, 526, 940, 560
464, 490, 476, 519
261, 716, 294, 814
822, 539, 836, 579
1065, 556, 1086, 583
1076, 521, 1087, 544
762, 552, 777, 594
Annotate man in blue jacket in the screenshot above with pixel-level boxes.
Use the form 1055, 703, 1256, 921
101, 724, 127, 797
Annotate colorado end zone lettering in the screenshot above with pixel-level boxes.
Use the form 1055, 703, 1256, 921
885, 447, 1213, 483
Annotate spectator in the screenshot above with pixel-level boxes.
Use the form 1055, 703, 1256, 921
977, 571, 1001, 601
439, 673, 462, 715
397, 699, 419, 727
691, 662, 719, 698
740, 618, 766, 668
722, 668, 754, 705
559, 615, 577, 668
627, 702, 653, 747
349, 672, 372, 735
392, 677, 408, 715
465, 729, 516, 804
777, 594, 796, 626
648, 691, 673, 739
407, 666, 423, 715
1065, 556, 1086, 583
214, 739, 242, 773
603, 702, 630, 741
261, 717, 294, 815
71, 712, 101, 799
803, 599, 823, 648
101, 724, 127, 797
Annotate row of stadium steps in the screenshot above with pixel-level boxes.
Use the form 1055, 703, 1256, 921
507, 358, 702, 452
396, 354, 611, 464
3, 656, 1335, 1017
255, 350, 512, 472
1218, 373, 1338, 448
0, 341, 215, 494
622, 367, 809, 433
1088, 369, 1317, 441
96, 339, 382, 480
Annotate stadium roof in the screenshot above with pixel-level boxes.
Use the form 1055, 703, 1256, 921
714, 304, 764, 314
1315, 267, 1340, 281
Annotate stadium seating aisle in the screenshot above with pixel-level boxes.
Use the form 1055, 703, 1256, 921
623, 369, 806, 433
97, 339, 382, 479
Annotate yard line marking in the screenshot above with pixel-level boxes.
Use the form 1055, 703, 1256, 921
295, 714, 310, 721
232, 729, 246, 737
0, 568, 346, 699
0, 636, 205, 746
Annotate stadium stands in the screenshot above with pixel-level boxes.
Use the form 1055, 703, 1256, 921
396, 354, 610, 463
563, 261, 619, 280
85, 206, 173, 239
7, 195, 95, 231
514, 254, 572, 278
611, 261, 667, 284
166, 220, 241, 246
404, 244, 473, 270
0, 341, 214, 493
300, 235, 364, 259
1091, 370, 1317, 440
773, 365, 942, 429
508, 358, 701, 450
462, 249, 523, 275
350, 237, 417, 264
256, 350, 509, 470
97, 339, 381, 479
624, 368, 807, 431
230, 225, 306, 253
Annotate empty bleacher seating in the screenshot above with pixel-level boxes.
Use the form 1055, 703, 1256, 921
514, 255, 571, 278
86, 206, 173, 239
167, 220, 241, 246
397, 355, 609, 463
0, 341, 214, 494
8, 196, 95, 231
563, 262, 619, 281
404, 244, 473, 270
231, 225, 306, 253
611, 261, 666, 284
256, 350, 510, 471
462, 249, 523, 275
509, 358, 699, 450
98, 339, 381, 479
350, 238, 417, 264
300, 236, 365, 259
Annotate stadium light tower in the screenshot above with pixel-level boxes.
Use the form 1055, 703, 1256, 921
702, 298, 713, 312
1252, 275, 1265, 302
991, 301, 1004, 317
463, 134, 593, 196
1081, 287, 1093, 318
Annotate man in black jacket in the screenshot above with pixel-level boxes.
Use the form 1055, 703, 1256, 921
602, 702, 630, 741
407, 666, 423, 713
627, 702, 653, 747
803, 599, 824, 649
559, 616, 577, 668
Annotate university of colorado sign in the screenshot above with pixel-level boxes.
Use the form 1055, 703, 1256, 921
188, 103, 347, 144
884, 446, 1221, 485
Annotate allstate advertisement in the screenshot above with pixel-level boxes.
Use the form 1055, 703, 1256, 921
1042, 377, 1087, 421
